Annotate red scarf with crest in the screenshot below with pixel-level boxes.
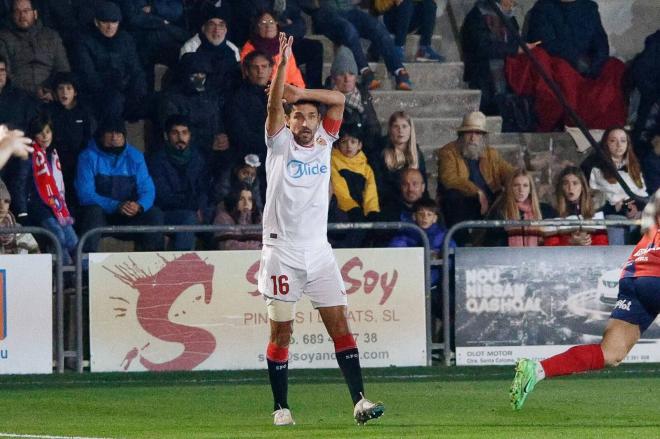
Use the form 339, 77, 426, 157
31, 142, 73, 225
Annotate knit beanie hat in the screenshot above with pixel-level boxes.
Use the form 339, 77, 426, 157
331, 46, 358, 77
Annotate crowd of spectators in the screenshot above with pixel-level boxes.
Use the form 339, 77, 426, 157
0, 0, 656, 275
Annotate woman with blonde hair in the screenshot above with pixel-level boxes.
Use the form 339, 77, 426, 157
487, 168, 555, 246
545, 166, 608, 246
376, 110, 429, 218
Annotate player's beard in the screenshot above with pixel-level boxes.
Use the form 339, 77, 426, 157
459, 135, 486, 160
295, 128, 314, 146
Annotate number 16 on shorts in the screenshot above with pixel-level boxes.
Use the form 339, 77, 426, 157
270, 275, 289, 296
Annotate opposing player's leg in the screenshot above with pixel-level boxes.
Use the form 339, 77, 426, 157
511, 318, 639, 410
511, 276, 654, 410
318, 306, 384, 425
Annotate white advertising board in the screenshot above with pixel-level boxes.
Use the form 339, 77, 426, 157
0, 254, 52, 374
89, 248, 426, 372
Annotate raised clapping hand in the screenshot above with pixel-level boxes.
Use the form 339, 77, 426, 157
279, 31, 293, 65
0, 125, 33, 166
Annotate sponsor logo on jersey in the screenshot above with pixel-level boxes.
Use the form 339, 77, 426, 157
614, 299, 632, 312
287, 159, 328, 179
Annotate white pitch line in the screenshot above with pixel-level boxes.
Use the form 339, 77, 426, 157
0, 433, 114, 439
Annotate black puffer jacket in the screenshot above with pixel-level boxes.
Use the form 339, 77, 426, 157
74, 27, 147, 97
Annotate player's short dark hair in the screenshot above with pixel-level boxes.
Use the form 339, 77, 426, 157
413, 197, 438, 214
284, 100, 321, 116
164, 114, 191, 133
243, 50, 274, 69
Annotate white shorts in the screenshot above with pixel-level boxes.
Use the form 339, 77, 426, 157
258, 242, 347, 308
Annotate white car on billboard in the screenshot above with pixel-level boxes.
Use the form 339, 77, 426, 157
597, 269, 620, 306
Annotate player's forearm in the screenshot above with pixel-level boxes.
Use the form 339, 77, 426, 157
298, 89, 345, 108
267, 57, 288, 112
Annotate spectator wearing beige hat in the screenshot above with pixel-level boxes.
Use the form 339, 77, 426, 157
437, 111, 514, 234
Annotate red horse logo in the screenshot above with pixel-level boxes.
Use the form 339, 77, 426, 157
106, 253, 216, 371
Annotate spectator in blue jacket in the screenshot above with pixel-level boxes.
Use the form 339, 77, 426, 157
389, 197, 455, 321
75, 119, 164, 252
74, 1, 148, 122
148, 115, 210, 250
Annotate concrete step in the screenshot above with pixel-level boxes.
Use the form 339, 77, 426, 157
380, 116, 502, 145
309, 33, 459, 64
371, 89, 480, 118
325, 62, 465, 90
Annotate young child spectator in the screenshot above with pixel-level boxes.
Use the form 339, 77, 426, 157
45, 72, 95, 214
486, 168, 556, 247
213, 153, 264, 215
589, 127, 647, 245
213, 182, 262, 250
12, 115, 78, 263
545, 166, 608, 246
240, 10, 305, 88
376, 111, 428, 218
331, 123, 380, 223
0, 177, 39, 254
389, 198, 455, 329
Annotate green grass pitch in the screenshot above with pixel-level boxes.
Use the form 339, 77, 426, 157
0, 364, 658, 438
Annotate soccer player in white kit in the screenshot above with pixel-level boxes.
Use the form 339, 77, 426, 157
259, 33, 384, 426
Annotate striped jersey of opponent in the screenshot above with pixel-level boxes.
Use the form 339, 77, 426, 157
261, 118, 341, 247
258, 117, 347, 308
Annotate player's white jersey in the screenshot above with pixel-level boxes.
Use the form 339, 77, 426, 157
262, 121, 338, 247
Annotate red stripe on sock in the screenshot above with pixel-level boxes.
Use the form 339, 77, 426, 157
267, 343, 289, 363
333, 334, 357, 353
541, 344, 605, 378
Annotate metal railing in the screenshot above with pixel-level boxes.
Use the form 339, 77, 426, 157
74, 222, 431, 372
0, 226, 66, 373
441, 218, 639, 366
